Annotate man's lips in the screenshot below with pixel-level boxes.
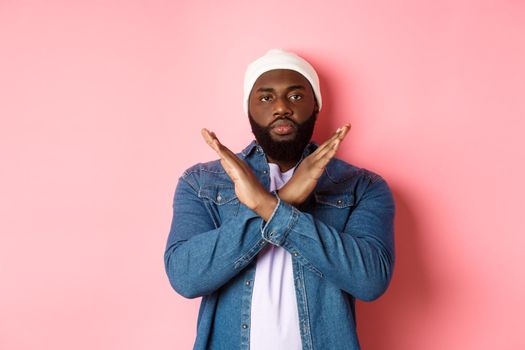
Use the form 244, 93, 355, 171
271, 120, 296, 136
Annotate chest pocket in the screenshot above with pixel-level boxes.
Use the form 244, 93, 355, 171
199, 185, 240, 224
313, 192, 355, 232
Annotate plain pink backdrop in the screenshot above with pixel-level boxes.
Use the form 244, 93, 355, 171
1, 1, 524, 349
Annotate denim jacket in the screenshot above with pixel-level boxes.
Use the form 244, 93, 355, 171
164, 140, 396, 350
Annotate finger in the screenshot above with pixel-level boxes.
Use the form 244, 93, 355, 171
201, 129, 247, 176
314, 122, 351, 155
315, 134, 344, 165
201, 128, 221, 153
207, 130, 229, 152
213, 140, 246, 175
201, 128, 236, 161
337, 123, 351, 140
313, 130, 343, 160
316, 139, 341, 168
220, 158, 238, 180
201, 128, 214, 143
213, 139, 247, 171
312, 129, 341, 155
209, 130, 219, 142
316, 123, 350, 158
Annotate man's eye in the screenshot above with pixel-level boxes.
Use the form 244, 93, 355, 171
290, 94, 303, 101
260, 96, 272, 102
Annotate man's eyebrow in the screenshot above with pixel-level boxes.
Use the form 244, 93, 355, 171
255, 85, 306, 93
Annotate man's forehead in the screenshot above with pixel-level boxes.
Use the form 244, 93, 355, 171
252, 69, 311, 92
253, 69, 309, 85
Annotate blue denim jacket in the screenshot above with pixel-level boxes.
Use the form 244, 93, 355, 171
164, 140, 396, 350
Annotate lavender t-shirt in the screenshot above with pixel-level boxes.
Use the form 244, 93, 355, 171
250, 162, 301, 350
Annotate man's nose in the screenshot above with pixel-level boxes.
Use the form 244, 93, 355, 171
273, 97, 292, 118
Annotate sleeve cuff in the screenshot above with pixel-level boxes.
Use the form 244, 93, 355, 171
260, 191, 299, 246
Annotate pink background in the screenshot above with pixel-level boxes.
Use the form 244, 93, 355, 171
1, 1, 524, 349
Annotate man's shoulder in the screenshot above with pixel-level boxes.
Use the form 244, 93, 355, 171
319, 157, 392, 205
179, 156, 244, 191
181, 141, 254, 178
181, 158, 225, 177
323, 156, 384, 185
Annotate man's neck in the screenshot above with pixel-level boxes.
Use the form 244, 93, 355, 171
266, 156, 299, 173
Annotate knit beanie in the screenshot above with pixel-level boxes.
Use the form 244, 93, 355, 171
243, 48, 322, 116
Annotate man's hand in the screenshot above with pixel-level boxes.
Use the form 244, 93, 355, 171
201, 128, 277, 221
278, 123, 351, 206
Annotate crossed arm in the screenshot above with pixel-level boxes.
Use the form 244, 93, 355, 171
200, 124, 351, 218
165, 124, 395, 300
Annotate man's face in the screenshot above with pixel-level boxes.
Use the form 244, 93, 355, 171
248, 69, 319, 162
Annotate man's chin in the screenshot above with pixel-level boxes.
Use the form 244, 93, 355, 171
269, 132, 297, 142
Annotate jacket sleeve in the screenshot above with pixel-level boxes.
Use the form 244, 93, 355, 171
263, 176, 396, 301
164, 171, 267, 299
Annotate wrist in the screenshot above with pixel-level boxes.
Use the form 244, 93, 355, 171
276, 188, 299, 207
253, 191, 278, 221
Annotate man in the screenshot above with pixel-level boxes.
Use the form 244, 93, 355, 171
164, 49, 396, 350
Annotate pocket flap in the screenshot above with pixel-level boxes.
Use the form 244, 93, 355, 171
314, 192, 355, 208
199, 186, 238, 205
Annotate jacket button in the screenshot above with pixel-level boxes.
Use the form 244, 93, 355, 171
336, 200, 342, 205
242, 324, 248, 329
293, 252, 299, 257
263, 170, 268, 174
245, 280, 251, 286
216, 194, 222, 202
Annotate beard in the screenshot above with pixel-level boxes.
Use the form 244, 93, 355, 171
248, 110, 318, 162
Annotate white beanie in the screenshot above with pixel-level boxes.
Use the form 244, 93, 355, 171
243, 48, 322, 116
